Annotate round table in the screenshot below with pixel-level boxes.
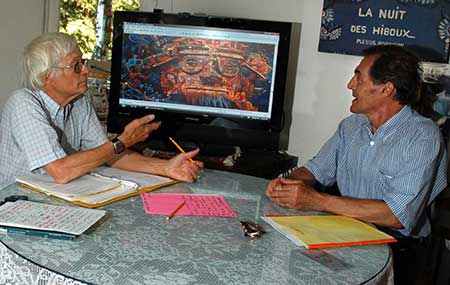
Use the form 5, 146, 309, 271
0, 169, 393, 284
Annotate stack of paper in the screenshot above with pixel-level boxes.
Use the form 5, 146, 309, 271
262, 215, 396, 249
16, 166, 176, 208
0, 200, 107, 239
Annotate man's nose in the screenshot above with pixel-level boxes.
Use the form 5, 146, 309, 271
81, 63, 90, 75
347, 76, 355, 89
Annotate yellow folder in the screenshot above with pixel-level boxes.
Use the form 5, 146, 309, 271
262, 215, 396, 249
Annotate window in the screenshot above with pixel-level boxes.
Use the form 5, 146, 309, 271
59, 0, 140, 59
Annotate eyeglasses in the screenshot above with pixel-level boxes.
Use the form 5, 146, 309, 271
53, 58, 87, 74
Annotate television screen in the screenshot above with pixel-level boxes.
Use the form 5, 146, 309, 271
108, 11, 294, 151
120, 23, 279, 121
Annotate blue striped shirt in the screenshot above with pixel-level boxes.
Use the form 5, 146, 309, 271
304, 106, 447, 237
0, 88, 108, 188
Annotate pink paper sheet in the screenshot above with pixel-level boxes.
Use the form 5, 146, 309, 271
140, 193, 237, 218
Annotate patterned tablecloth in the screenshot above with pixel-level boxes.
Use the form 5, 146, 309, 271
0, 169, 393, 285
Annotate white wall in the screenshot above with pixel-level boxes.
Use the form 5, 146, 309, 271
141, 0, 362, 164
0, 0, 60, 109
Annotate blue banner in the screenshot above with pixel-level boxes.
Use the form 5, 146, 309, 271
319, 0, 450, 63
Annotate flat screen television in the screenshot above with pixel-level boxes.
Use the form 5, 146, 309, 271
108, 11, 294, 152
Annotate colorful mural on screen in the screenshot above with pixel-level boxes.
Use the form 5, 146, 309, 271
120, 34, 274, 112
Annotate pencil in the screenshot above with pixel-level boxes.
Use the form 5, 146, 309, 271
169, 137, 195, 163
166, 201, 185, 220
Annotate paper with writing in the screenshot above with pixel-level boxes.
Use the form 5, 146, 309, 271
0, 200, 106, 235
141, 193, 237, 218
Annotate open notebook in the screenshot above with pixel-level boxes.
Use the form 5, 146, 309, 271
262, 215, 396, 249
16, 166, 177, 208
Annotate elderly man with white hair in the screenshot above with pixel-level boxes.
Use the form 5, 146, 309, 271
0, 32, 203, 188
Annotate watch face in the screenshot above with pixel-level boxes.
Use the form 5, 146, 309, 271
113, 138, 125, 154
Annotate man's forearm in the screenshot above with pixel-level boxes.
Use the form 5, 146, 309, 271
109, 150, 168, 177
317, 193, 403, 228
44, 142, 116, 183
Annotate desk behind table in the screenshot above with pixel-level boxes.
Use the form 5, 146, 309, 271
0, 169, 392, 285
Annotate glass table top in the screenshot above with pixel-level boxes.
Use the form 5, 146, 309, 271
0, 169, 391, 284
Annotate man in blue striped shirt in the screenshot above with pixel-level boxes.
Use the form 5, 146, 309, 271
266, 45, 447, 284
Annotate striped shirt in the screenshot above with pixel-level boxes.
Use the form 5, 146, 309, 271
0, 88, 108, 188
304, 106, 447, 237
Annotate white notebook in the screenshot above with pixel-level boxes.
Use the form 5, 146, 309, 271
16, 166, 176, 208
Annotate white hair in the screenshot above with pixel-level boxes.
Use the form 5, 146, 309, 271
21, 32, 79, 90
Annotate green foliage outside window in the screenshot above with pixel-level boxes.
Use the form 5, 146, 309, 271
59, 0, 140, 58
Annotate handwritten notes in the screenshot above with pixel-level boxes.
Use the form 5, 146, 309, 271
141, 193, 237, 218
0, 200, 106, 235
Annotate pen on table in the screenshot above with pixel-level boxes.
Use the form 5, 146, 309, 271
166, 201, 185, 221
169, 137, 195, 163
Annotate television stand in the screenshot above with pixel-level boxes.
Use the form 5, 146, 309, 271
137, 143, 298, 179
204, 149, 298, 179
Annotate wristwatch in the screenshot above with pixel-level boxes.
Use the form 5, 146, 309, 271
111, 137, 125, 154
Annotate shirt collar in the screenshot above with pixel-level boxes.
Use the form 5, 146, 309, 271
37, 89, 64, 119
364, 105, 413, 138
37, 89, 79, 122
380, 105, 413, 131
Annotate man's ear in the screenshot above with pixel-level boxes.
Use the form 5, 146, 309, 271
40, 70, 54, 85
382, 82, 395, 97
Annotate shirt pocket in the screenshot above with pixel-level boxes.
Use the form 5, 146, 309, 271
378, 168, 396, 190
380, 170, 393, 179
